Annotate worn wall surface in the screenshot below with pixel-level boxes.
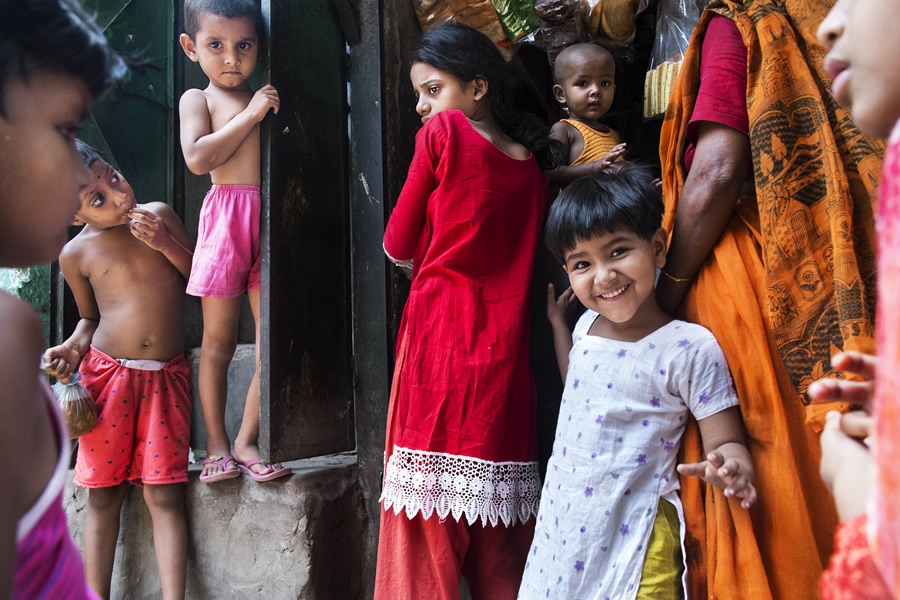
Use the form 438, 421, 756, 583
65, 454, 364, 599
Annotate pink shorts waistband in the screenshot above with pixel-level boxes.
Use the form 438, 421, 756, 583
89, 345, 186, 371
207, 184, 260, 194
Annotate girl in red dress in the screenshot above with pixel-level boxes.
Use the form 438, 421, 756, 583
375, 24, 563, 600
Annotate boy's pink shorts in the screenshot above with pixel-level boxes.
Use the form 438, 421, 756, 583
186, 184, 261, 299
73, 346, 192, 488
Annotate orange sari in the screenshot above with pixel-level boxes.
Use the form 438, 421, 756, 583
660, 1, 884, 598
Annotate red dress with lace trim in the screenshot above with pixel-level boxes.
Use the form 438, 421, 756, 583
381, 109, 545, 527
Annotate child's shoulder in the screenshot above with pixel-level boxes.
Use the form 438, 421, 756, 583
178, 87, 211, 116
0, 292, 42, 368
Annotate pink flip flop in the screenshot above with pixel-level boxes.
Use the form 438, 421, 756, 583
236, 458, 291, 482
199, 455, 240, 483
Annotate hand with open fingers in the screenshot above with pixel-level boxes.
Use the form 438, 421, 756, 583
819, 410, 874, 520
677, 448, 757, 509
42, 344, 80, 382
590, 143, 627, 174
128, 207, 171, 252
807, 351, 876, 410
247, 84, 280, 122
546, 283, 578, 328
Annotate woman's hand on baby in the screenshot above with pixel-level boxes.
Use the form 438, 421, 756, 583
129, 208, 170, 252
590, 143, 627, 174
546, 283, 578, 328
42, 344, 80, 382
677, 448, 757, 509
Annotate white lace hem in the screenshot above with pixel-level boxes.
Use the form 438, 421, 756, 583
379, 446, 541, 527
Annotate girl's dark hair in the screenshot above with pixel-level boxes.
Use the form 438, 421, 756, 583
411, 24, 564, 170
76, 138, 102, 168
0, 0, 126, 115
184, 0, 263, 40
545, 165, 664, 263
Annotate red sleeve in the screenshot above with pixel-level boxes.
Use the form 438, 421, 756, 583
684, 15, 749, 171
820, 515, 894, 600
383, 115, 446, 262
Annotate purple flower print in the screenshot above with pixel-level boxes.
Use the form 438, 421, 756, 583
607, 383, 613, 389
620, 524, 630, 536
642, 420, 649, 426
595, 415, 604, 425
664, 441, 675, 453
636, 454, 647, 465
624, 488, 631, 495
575, 560, 585, 572
583, 350, 589, 355
573, 379, 580, 389
659, 369, 666, 376
617, 349, 627, 358
585, 487, 593, 497
699, 392, 709, 404
580, 526, 586, 533
678, 339, 690, 348
650, 396, 661, 407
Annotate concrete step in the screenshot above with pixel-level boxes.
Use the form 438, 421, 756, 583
64, 452, 364, 599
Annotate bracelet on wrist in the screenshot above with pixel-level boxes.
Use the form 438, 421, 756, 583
660, 269, 693, 284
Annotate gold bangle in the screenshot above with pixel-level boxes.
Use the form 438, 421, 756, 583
661, 269, 693, 283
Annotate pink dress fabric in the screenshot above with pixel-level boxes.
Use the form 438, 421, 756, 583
380, 109, 547, 528
872, 120, 900, 596
14, 379, 99, 599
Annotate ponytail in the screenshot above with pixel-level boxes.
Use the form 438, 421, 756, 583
411, 24, 565, 170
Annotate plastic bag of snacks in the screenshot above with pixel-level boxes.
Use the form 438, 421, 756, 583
534, 0, 585, 62
53, 373, 98, 438
415, 0, 513, 57
643, 0, 709, 117
491, 0, 541, 41
583, 0, 638, 46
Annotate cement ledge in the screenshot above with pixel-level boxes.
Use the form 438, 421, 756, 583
65, 452, 364, 600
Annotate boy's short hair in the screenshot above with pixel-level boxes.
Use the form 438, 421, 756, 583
0, 0, 126, 115
76, 139, 103, 168
553, 43, 614, 84
184, 0, 263, 40
545, 165, 664, 263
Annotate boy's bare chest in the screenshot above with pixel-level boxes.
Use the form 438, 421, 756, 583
208, 93, 253, 132
84, 232, 175, 289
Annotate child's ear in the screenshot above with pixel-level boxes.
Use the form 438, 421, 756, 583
472, 77, 488, 102
552, 84, 567, 106
179, 33, 199, 62
652, 227, 668, 268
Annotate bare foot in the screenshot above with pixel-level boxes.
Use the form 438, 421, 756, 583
233, 442, 283, 475
201, 445, 237, 479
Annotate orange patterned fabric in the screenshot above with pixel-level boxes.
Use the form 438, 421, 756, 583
659, 1, 884, 598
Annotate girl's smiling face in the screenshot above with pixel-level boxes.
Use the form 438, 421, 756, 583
563, 228, 668, 337
410, 61, 486, 125
819, 0, 900, 138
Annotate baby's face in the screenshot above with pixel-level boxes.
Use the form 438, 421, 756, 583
819, 0, 900, 138
554, 51, 616, 123
184, 13, 259, 90
75, 159, 136, 229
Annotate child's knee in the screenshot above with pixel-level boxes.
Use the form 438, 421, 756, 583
88, 484, 128, 512
143, 483, 185, 513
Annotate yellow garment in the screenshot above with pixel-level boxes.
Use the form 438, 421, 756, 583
561, 119, 620, 166
637, 498, 684, 600
659, 1, 884, 598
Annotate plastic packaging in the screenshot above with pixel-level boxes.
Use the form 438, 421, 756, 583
643, 0, 709, 117
582, 0, 637, 45
491, 0, 541, 41
414, 0, 513, 57
54, 373, 98, 438
534, 0, 586, 61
